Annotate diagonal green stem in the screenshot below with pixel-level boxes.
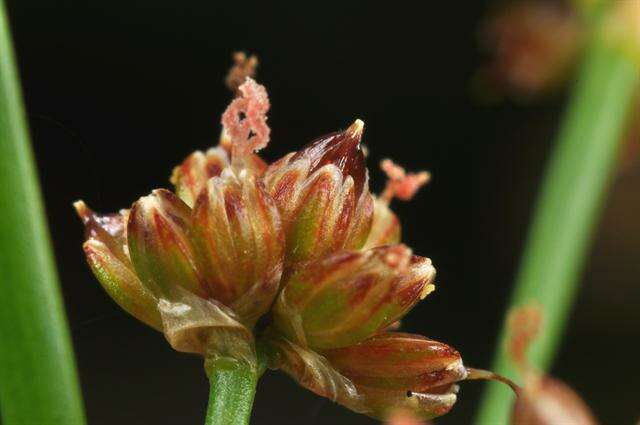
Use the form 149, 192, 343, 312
0, 1, 86, 424
205, 359, 258, 425
475, 13, 640, 425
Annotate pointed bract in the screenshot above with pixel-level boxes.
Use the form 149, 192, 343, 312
75, 200, 129, 263
273, 245, 436, 349
290, 120, 367, 198
75, 201, 161, 329
191, 167, 285, 325
127, 189, 206, 298
84, 239, 162, 330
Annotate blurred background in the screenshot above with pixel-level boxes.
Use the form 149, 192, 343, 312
6, 0, 639, 423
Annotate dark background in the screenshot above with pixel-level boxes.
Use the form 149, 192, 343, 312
6, 0, 639, 424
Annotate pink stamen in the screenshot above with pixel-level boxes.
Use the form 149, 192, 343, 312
380, 159, 430, 202
221, 77, 271, 158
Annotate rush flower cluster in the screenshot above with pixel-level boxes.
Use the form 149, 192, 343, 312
76, 74, 509, 421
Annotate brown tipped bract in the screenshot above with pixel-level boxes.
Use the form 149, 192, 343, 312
75, 201, 161, 329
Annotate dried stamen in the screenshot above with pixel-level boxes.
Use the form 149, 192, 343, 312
380, 159, 430, 203
221, 77, 271, 159
225, 52, 259, 94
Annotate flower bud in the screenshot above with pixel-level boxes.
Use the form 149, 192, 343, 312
191, 167, 284, 325
74, 201, 161, 329
264, 120, 374, 263
325, 333, 467, 421
170, 147, 230, 207
324, 332, 467, 394
364, 197, 401, 249
273, 245, 436, 349
127, 189, 207, 299
75, 200, 129, 262
269, 333, 468, 421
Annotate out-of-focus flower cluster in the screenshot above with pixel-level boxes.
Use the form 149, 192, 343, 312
477, 0, 640, 173
75, 57, 509, 421
506, 305, 599, 425
477, 0, 585, 99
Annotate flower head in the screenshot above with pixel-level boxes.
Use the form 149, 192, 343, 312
76, 58, 513, 421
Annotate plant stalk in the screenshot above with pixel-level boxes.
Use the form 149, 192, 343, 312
0, 1, 86, 424
475, 12, 640, 425
205, 359, 258, 425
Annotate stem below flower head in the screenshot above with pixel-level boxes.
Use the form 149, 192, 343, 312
205, 359, 259, 425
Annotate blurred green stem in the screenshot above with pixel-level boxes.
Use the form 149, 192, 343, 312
0, 1, 86, 424
475, 10, 639, 425
205, 359, 258, 425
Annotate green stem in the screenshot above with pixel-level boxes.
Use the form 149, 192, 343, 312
0, 1, 86, 424
205, 359, 258, 425
475, 15, 639, 425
